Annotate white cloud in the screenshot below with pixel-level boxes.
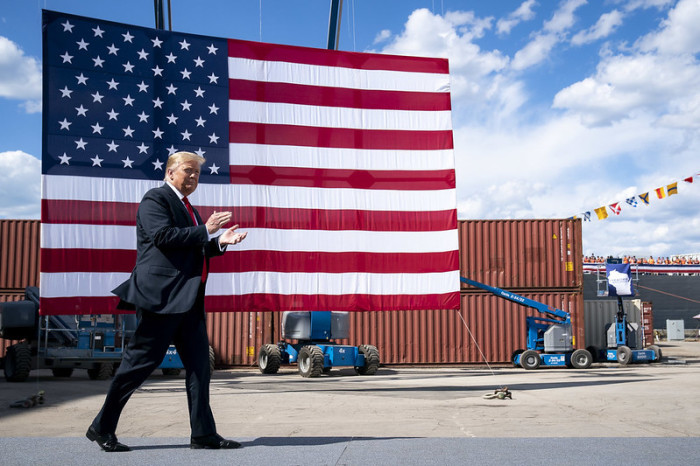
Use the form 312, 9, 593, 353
0, 36, 42, 113
373, 29, 391, 44
622, 0, 674, 12
571, 9, 624, 45
497, 0, 538, 35
637, 0, 700, 55
0, 151, 40, 219
543, 0, 587, 33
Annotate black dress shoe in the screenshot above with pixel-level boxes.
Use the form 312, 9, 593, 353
190, 433, 241, 449
86, 426, 131, 452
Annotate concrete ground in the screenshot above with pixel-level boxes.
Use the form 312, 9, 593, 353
1, 341, 698, 464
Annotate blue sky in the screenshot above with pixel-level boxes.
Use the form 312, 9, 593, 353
2, 0, 699, 258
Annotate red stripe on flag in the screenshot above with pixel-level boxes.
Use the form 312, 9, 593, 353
41, 199, 138, 225
229, 166, 456, 190
40, 296, 123, 316
229, 79, 451, 111
41, 248, 136, 273
41, 200, 457, 231
229, 122, 454, 150
228, 39, 449, 74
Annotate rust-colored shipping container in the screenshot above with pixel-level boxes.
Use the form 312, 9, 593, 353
641, 302, 654, 347
209, 290, 583, 366
0, 219, 41, 290
459, 219, 581, 290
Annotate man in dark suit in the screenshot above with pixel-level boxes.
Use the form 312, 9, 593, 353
87, 151, 247, 452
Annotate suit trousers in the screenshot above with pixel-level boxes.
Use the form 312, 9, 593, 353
91, 286, 216, 437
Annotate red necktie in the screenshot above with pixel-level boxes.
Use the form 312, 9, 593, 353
183, 196, 207, 283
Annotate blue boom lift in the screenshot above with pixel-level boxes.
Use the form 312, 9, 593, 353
257, 311, 379, 378
461, 277, 593, 369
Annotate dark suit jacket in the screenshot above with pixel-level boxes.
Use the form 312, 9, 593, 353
112, 184, 225, 314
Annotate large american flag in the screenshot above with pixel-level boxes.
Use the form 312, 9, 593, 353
40, 10, 459, 315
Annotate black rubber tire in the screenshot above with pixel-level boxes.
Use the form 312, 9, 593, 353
87, 362, 114, 380
161, 368, 181, 376
648, 344, 662, 362
297, 345, 324, 378
617, 345, 632, 366
4, 343, 32, 382
511, 349, 524, 367
258, 344, 282, 374
520, 350, 541, 370
354, 345, 380, 375
209, 345, 216, 374
570, 349, 593, 369
586, 346, 599, 363
52, 368, 74, 378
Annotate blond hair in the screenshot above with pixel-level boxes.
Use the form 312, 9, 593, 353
164, 151, 206, 181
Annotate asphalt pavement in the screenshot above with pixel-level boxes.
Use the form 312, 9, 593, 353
1, 341, 699, 465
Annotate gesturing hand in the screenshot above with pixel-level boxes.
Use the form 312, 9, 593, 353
205, 211, 233, 234
219, 224, 247, 246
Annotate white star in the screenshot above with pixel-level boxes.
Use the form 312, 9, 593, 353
75, 105, 88, 116
152, 37, 163, 48
107, 43, 119, 55
92, 26, 105, 38
208, 133, 220, 144
58, 118, 72, 130
152, 159, 164, 170
179, 39, 190, 50
166, 52, 177, 63
194, 87, 205, 98
167, 145, 178, 155
123, 126, 135, 138
207, 43, 218, 54
195, 116, 206, 127
122, 156, 134, 168
76, 73, 88, 85
91, 155, 104, 166
166, 84, 178, 95
137, 49, 149, 60
123, 61, 134, 73
137, 81, 149, 93
122, 31, 134, 43
91, 122, 104, 134
152, 97, 164, 108
122, 94, 135, 106
195, 147, 206, 157
107, 140, 119, 152
193, 56, 205, 67
137, 111, 149, 122
207, 73, 219, 84
208, 163, 220, 175
76, 38, 89, 50
180, 99, 192, 111
208, 103, 219, 114
181, 129, 192, 141
59, 153, 71, 165
62, 20, 74, 33
60, 51, 73, 63
75, 138, 87, 150
153, 127, 164, 139
180, 68, 191, 80
59, 86, 73, 98
167, 113, 179, 125
107, 108, 119, 120
92, 55, 104, 67
137, 142, 149, 154
107, 78, 119, 90
91, 91, 104, 103
152, 65, 163, 76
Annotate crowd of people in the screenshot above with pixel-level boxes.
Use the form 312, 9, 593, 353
583, 255, 700, 265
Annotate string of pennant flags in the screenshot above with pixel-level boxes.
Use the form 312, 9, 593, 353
571, 173, 697, 222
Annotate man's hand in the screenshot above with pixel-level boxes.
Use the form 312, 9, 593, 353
205, 211, 233, 234
219, 224, 247, 246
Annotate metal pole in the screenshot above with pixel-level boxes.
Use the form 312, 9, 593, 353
327, 0, 344, 50
167, 0, 172, 31
154, 0, 165, 29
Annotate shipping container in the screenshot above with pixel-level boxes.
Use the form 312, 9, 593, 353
0, 219, 41, 290
641, 302, 654, 346
209, 290, 584, 367
459, 219, 581, 290
583, 299, 644, 350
